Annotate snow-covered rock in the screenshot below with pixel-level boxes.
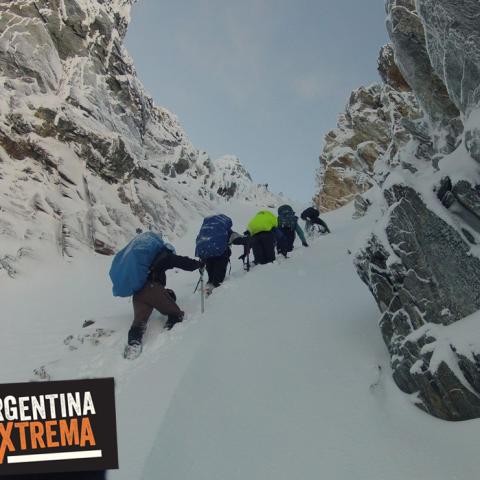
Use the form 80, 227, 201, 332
354, 0, 480, 420
355, 181, 480, 420
314, 44, 421, 213
0, 0, 280, 278
385, 0, 461, 127
212, 155, 282, 206
416, 0, 480, 161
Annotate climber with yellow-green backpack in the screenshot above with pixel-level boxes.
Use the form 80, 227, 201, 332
246, 210, 278, 264
246, 206, 309, 265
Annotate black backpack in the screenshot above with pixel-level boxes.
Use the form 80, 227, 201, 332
301, 207, 319, 221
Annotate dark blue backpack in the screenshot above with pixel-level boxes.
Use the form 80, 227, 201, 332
109, 232, 166, 297
195, 214, 233, 259
278, 205, 298, 229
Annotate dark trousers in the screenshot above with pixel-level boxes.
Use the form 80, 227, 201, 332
129, 283, 182, 343
205, 248, 231, 286
251, 230, 276, 264
277, 227, 295, 255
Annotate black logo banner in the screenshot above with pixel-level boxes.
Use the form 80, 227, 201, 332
0, 378, 118, 476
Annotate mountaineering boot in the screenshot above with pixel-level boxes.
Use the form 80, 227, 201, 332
124, 341, 142, 360
165, 311, 185, 331
124, 324, 145, 359
204, 282, 215, 297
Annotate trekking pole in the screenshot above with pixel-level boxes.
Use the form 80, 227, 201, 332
200, 268, 205, 314
194, 275, 202, 293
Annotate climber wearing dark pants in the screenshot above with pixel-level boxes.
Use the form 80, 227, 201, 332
276, 205, 308, 257
301, 207, 330, 234
127, 250, 202, 347
247, 211, 278, 265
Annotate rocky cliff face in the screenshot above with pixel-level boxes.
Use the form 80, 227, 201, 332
0, 0, 276, 278
314, 45, 421, 213
354, 0, 480, 420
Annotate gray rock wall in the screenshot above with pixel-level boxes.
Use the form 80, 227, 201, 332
417, 0, 480, 116
354, 0, 480, 420
386, 0, 460, 125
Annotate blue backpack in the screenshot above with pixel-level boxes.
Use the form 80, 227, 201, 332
109, 232, 166, 297
195, 214, 233, 259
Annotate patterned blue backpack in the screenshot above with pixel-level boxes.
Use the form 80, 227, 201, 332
109, 232, 166, 297
195, 215, 233, 259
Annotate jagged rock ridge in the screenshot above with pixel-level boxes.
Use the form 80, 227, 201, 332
314, 44, 421, 213
0, 0, 280, 277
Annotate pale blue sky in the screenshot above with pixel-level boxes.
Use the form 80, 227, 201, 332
126, 0, 387, 201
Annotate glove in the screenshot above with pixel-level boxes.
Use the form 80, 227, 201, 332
198, 260, 206, 273
302, 241, 309, 247
229, 231, 242, 244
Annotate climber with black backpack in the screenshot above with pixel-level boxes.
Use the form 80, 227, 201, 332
300, 206, 330, 236
276, 205, 308, 257
195, 214, 245, 295
109, 231, 203, 360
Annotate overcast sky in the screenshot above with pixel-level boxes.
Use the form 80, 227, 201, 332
126, 0, 388, 201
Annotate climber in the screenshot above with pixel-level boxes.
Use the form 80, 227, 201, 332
127, 245, 202, 358
300, 206, 330, 236
109, 231, 203, 360
276, 205, 309, 257
247, 210, 278, 265
195, 214, 246, 295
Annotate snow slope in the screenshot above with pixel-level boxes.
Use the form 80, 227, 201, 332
2, 202, 480, 479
